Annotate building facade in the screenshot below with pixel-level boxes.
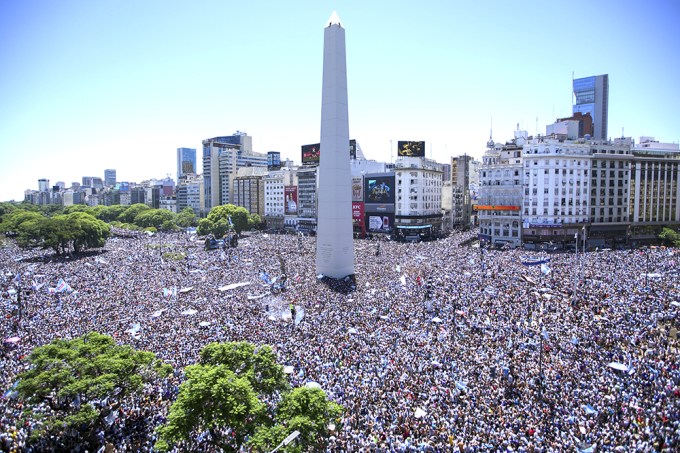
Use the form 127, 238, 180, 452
630, 138, 680, 235
104, 169, 116, 187
296, 166, 318, 233
573, 74, 609, 141
233, 167, 267, 218
177, 148, 197, 182
521, 139, 591, 246
478, 135, 524, 247
394, 157, 443, 240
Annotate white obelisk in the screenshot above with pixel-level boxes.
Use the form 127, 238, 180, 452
315, 11, 355, 278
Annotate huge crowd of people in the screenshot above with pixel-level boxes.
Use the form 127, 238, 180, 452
1, 229, 678, 452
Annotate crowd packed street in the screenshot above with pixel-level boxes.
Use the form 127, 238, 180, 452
1, 229, 678, 452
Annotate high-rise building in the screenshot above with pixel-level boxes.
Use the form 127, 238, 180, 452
177, 148, 197, 181
315, 12, 355, 278
233, 167, 267, 218
202, 132, 266, 213
104, 169, 117, 187
38, 178, 50, 192
82, 176, 104, 190
573, 74, 609, 141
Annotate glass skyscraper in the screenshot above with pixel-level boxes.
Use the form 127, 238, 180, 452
573, 74, 609, 141
177, 147, 197, 181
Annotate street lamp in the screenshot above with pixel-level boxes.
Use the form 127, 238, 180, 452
270, 430, 300, 453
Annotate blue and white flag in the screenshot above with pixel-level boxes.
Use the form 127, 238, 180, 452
259, 271, 272, 284
541, 263, 551, 275
55, 278, 72, 293
228, 216, 234, 227
520, 257, 550, 266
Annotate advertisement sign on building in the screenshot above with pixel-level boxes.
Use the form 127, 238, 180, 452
352, 177, 363, 202
364, 175, 395, 204
301, 144, 321, 164
284, 186, 298, 215
352, 202, 364, 228
397, 141, 426, 157
366, 213, 394, 233
301, 139, 357, 164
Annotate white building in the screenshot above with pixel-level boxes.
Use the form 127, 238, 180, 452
522, 138, 591, 245
264, 169, 296, 230
478, 132, 524, 247
394, 156, 443, 238
176, 174, 204, 214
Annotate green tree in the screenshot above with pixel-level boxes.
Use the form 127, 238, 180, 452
176, 207, 197, 228
197, 204, 252, 236
249, 213, 263, 230
117, 203, 150, 224
248, 387, 343, 452
0, 201, 18, 218
62, 204, 91, 215
659, 227, 680, 246
91, 205, 127, 223
155, 364, 266, 452
156, 342, 341, 452
16, 332, 172, 448
199, 342, 289, 395
1, 210, 110, 255
133, 208, 176, 230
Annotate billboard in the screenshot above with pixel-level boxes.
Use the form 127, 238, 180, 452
352, 202, 364, 228
366, 213, 394, 233
365, 175, 395, 204
364, 203, 394, 213
301, 143, 321, 164
301, 139, 357, 164
351, 177, 363, 202
397, 141, 425, 157
284, 186, 298, 215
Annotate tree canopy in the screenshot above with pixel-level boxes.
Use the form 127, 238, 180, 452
197, 204, 250, 236
0, 210, 110, 255
659, 227, 680, 246
155, 341, 342, 452
16, 332, 172, 448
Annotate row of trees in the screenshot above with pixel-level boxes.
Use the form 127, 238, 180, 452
0, 210, 110, 255
13, 335, 341, 452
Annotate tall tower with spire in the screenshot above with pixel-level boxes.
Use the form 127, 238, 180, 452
315, 11, 355, 279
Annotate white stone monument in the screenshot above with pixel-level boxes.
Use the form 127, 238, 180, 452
315, 11, 355, 279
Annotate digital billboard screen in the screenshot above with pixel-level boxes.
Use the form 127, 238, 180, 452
366, 213, 394, 233
301, 139, 358, 164
364, 175, 395, 204
284, 186, 298, 215
397, 141, 425, 157
301, 143, 320, 164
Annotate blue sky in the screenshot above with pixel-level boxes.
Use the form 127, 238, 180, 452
1, 0, 678, 202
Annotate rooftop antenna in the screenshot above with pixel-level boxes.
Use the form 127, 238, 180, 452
536, 117, 539, 136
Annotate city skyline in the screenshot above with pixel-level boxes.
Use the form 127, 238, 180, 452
1, 0, 678, 202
